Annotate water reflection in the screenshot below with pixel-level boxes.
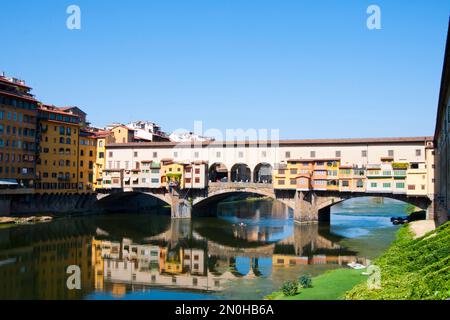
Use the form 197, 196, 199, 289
0, 199, 399, 300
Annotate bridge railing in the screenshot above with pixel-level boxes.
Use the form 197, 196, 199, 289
208, 182, 273, 189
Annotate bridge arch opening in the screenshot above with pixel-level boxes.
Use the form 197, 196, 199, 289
230, 163, 251, 182
209, 163, 228, 182
253, 163, 273, 184
317, 196, 428, 224
96, 191, 171, 214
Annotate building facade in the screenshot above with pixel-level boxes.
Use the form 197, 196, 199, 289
434, 21, 450, 223
0, 74, 38, 188
102, 138, 435, 198
78, 129, 97, 192
35, 105, 82, 193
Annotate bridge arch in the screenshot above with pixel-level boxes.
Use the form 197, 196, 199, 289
314, 193, 432, 222
192, 185, 294, 212
230, 163, 251, 183
96, 191, 172, 213
209, 162, 228, 182
253, 163, 273, 184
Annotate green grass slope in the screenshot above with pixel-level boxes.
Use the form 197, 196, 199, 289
346, 222, 450, 300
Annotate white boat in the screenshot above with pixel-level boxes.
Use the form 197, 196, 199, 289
347, 262, 366, 270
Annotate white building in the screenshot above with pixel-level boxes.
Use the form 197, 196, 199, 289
127, 121, 170, 142
169, 131, 215, 143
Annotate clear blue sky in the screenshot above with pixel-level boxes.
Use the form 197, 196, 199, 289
1, 0, 449, 139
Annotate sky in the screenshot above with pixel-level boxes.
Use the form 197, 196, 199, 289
1, 0, 449, 139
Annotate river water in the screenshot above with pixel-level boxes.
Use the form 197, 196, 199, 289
0, 197, 407, 300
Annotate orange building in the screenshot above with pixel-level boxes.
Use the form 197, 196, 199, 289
0, 74, 38, 188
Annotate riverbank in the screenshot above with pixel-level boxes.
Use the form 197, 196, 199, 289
265, 268, 368, 300
346, 221, 450, 300
0, 215, 53, 227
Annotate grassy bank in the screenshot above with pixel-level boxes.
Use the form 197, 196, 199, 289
346, 222, 450, 300
266, 268, 368, 300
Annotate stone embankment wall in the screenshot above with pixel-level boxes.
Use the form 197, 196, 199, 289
0, 192, 169, 216
3, 193, 102, 216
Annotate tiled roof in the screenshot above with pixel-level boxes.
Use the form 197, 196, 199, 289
106, 136, 433, 149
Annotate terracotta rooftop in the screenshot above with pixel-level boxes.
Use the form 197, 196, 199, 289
106, 136, 433, 149
0, 76, 31, 89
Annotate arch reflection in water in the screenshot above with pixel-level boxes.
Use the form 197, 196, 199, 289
0, 200, 382, 300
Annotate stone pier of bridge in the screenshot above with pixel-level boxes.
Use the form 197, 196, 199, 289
98, 182, 436, 223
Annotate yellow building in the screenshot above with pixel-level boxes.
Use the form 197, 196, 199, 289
273, 159, 340, 191
406, 162, 428, 196
161, 160, 186, 189
35, 105, 82, 193
93, 130, 113, 190
326, 160, 340, 191
110, 125, 134, 144
159, 246, 184, 274
273, 160, 310, 190
78, 129, 97, 192
92, 238, 105, 290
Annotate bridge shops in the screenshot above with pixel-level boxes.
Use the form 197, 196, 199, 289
95, 137, 437, 223
100, 138, 435, 198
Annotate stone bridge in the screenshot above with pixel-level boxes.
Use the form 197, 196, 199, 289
97, 182, 434, 223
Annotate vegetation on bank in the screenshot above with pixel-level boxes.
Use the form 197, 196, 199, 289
266, 269, 367, 300
346, 222, 450, 300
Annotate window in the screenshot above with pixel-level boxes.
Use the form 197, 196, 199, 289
310, 151, 316, 158
408, 185, 416, 190
134, 152, 138, 157
285, 151, 291, 159
278, 179, 285, 185
396, 183, 405, 189
153, 152, 157, 158
290, 179, 296, 185
341, 180, 350, 187
109, 152, 113, 157
174, 152, 178, 158
290, 169, 297, 174
416, 149, 422, 157
238, 152, 243, 158
335, 151, 341, 158
216, 151, 221, 158
362, 150, 367, 157
383, 183, 391, 188
371, 182, 377, 188
195, 177, 200, 183
388, 150, 394, 157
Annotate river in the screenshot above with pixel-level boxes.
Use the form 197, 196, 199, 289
0, 197, 407, 300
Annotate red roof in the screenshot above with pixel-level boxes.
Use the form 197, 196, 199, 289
0, 76, 31, 89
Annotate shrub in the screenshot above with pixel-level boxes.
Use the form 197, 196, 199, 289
299, 275, 313, 288
281, 280, 299, 296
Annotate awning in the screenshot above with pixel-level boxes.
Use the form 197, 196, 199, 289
0, 179, 19, 186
